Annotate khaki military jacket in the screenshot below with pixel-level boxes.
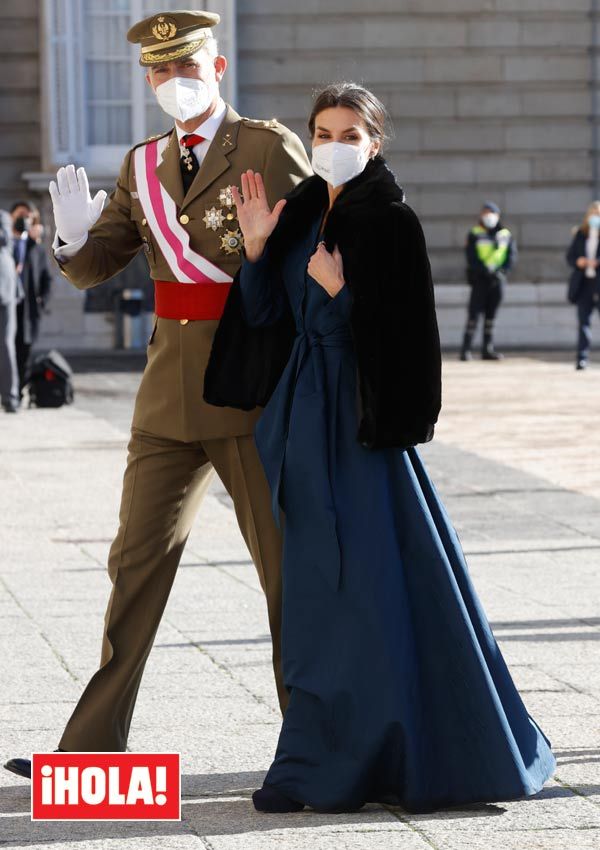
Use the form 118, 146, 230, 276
58, 104, 312, 441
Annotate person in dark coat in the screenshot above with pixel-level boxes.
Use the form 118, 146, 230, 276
0, 209, 19, 412
10, 202, 53, 396
566, 201, 600, 370
205, 83, 556, 815
460, 201, 517, 361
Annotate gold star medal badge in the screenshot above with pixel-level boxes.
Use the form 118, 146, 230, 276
203, 207, 225, 232
220, 229, 244, 255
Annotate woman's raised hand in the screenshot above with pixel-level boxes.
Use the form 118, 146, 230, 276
232, 171, 287, 262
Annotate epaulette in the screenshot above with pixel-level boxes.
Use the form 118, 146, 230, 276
131, 129, 173, 151
240, 117, 283, 132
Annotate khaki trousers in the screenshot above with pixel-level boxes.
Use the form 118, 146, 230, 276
59, 426, 285, 752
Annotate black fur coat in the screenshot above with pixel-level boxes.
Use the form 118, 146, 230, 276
203, 155, 442, 449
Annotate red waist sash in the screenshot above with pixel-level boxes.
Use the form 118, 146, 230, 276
154, 280, 232, 321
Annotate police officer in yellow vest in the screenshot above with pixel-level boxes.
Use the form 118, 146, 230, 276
5, 10, 311, 776
460, 201, 516, 361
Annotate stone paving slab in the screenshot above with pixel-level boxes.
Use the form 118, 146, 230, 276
0, 353, 598, 848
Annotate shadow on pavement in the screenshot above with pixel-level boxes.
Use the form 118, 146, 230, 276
0, 772, 592, 844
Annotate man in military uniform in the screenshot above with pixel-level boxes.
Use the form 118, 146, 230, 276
5, 9, 311, 777
460, 201, 517, 361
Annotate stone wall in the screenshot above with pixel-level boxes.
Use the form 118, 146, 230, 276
0, 0, 41, 207
0, 1, 109, 350
237, 0, 596, 349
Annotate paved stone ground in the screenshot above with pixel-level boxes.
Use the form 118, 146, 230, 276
1, 351, 599, 849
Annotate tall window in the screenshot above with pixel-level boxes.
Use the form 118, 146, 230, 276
45, 0, 237, 171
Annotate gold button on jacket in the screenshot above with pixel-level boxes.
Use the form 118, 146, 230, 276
179, 214, 190, 224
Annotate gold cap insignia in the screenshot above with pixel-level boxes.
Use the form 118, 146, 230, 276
152, 16, 177, 42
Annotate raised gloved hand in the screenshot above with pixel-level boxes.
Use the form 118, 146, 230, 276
49, 164, 107, 244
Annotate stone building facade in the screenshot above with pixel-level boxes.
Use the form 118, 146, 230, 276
1, 0, 597, 350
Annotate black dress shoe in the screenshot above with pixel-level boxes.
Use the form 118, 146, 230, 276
482, 349, 503, 360
2, 402, 19, 413
252, 783, 305, 813
4, 758, 31, 779
4, 748, 65, 780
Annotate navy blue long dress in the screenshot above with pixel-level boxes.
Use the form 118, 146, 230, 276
239, 213, 556, 813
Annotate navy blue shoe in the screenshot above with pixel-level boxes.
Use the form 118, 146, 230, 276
252, 784, 305, 813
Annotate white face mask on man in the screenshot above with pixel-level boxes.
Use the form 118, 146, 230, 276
155, 76, 213, 123
311, 140, 372, 188
481, 212, 499, 229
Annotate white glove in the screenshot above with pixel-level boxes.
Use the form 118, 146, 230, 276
49, 164, 107, 244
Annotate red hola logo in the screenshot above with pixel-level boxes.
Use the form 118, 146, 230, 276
31, 753, 180, 820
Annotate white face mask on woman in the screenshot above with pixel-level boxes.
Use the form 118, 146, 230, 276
311, 140, 372, 188
155, 76, 212, 123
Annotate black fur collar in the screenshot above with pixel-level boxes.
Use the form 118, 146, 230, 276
270, 155, 405, 252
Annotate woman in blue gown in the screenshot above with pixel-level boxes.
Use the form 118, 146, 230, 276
221, 84, 556, 814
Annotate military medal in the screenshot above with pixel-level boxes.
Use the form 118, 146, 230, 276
180, 142, 195, 172
218, 186, 236, 208
203, 206, 225, 231
202, 187, 242, 252
220, 229, 244, 255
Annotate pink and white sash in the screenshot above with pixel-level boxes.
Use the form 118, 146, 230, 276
133, 137, 233, 285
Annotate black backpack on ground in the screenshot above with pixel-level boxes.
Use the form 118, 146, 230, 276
28, 350, 74, 408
